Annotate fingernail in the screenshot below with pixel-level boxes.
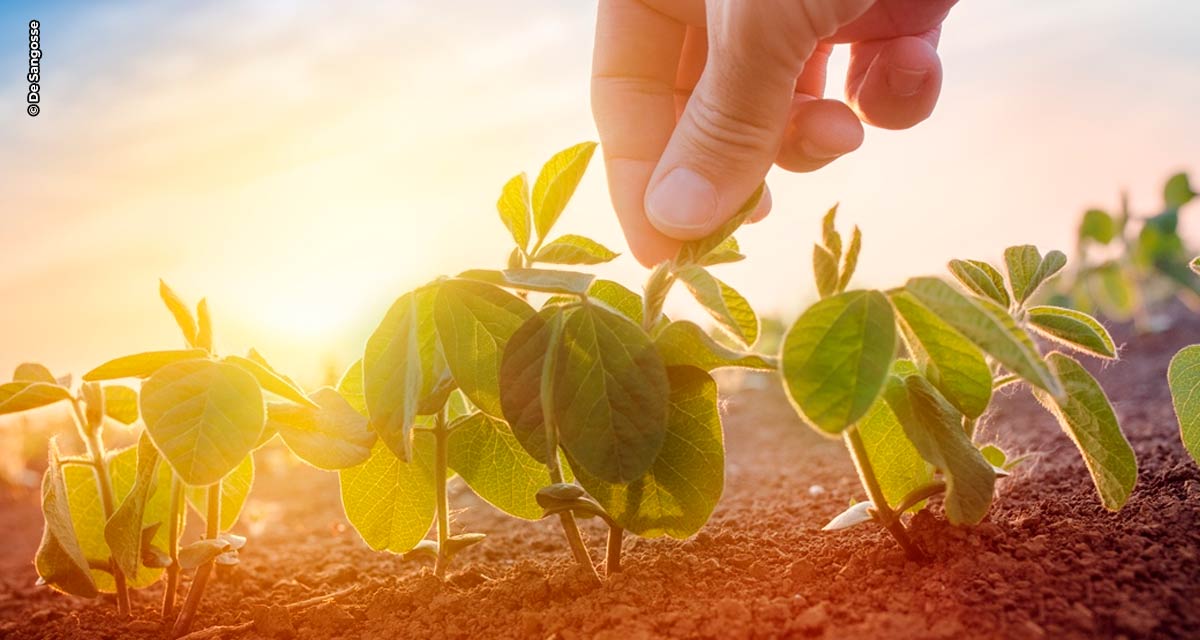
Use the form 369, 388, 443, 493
646, 168, 717, 234
887, 66, 928, 97
799, 138, 841, 160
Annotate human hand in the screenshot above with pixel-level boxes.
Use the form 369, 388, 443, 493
592, 0, 958, 265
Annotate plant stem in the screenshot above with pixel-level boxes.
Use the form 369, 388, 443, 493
70, 400, 131, 616
162, 475, 184, 621
540, 314, 598, 580
433, 411, 451, 580
605, 526, 623, 575
171, 484, 221, 639
843, 427, 924, 560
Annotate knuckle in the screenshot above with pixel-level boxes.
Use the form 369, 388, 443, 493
684, 88, 778, 160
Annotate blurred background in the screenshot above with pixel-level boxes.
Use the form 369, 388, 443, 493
1, 0, 1197, 387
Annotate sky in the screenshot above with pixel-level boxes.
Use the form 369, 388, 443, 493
0, 0, 1197, 386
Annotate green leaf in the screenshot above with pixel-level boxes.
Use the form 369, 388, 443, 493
104, 433, 160, 580
0, 382, 71, 416
533, 234, 619, 265
654, 320, 774, 371
458, 268, 595, 296
223, 355, 317, 409
676, 266, 759, 346
979, 444, 1007, 469
35, 439, 98, 598
554, 305, 670, 483
573, 366, 723, 538
1169, 344, 1200, 464
185, 454, 255, 531
103, 386, 139, 425
1079, 209, 1116, 245
1088, 262, 1135, 320
698, 237, 744, 267
447, 412, 553, 520
268, 388, 376, 470
196, 298, 213, 352
532, 141, 597, 240
159, 280, 198, 347
587, 279, 644, 325
64, 443, 172, 591
1026, 306, 1117, 359
1004, 245, 1043, 304
339, 436, 436, 554
498, 309, 560, 464
948, 259, 1010, 307
890, 291, 993, 419
140, 359, 265, 486
14, 362, 56, 383
813, 245, 839, 299
364, 285, 453, 461
1033, 353, 1137, 510
497, 172, 532, 251
856, 396, 933, 511
1191, 257, 1200, 277
337, 360, 366, 415
839, 226, 862, 291
821, 205, 842, 259
434, 279, 534, 418
780, 290, 897, 434
905, 277, 1062, 399
83, 350, 209, 381
676, 184, 765, 265
884, 375, 995, 525
1164, 172, 1195, 209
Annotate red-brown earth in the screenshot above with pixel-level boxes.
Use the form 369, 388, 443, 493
1, 314, 1198, 639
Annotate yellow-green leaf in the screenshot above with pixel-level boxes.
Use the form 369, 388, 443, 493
447, 412, 551, 520
159, 280, 198, 347
821, 205, 842, 260
498, 309, 560, 464
140, 359, 265, 486
268, 388, 376, 470
813, 245, 839, 299
890, 291, 993, 418
532, 142, 597, 240
533, 234, 619, 265
497, 172, 532, 251
573, 366, 724, 538
884, 375, 995, 525
948, 259, 1010, 307
434, 279, 534, 418
196, 298, 214, 352
223, 355, 317, 409
781, 290, 897, 434
676, 266, 758, 347
1079, 209, 1116, 245
83, 350, 208, 381
339, 436, 436, 554
698, 237, 744, 267
587, 279, 643, 324
36, 439, 98, 598
905, 277, 1062, 399
1033, 353, 1137, 510
0, 382, 71, 416
856, 397, 933, 511
1164, 172, 1195, 209
676, 185, 764, 265
14, 362, 55, 383
104, 433, 160, 580
554, 305, 670, 483
364, 285, 453, 460
338, 360, 366, 415
103, 385, 139, 425
839, 226, 862, 291
458, 268, 595, 296
654, 320, 774, 371
1169, 344, 1200, 464
1026, 306, 1117, 359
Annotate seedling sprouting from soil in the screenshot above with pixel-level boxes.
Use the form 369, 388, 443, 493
780, 208, 1138, 558
73, 281, 323, 637
348, 142, 771, 580
1057, 171, 1198, 330
1167, 257, 1200, 466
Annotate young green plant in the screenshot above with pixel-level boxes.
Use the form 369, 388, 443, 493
348, 142, 770, 580
780, 208, 1138, 557
1166, 257, 1200, 466
80, 282, 321, 638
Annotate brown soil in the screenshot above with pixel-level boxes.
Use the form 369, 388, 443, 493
2, 314, 1199, 640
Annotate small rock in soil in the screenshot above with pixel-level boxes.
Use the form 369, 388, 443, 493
253, 604, 297, 639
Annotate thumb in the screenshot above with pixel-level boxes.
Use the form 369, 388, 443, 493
644, 0, 870, 240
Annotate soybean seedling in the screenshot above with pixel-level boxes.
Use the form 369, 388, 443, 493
780, 208, 1138, 558
346, 142, 771, 580
81, 281, 320, 637
1, 365, 145, 615
1167, 257, 1200, 466
1057, 171, 1198, 330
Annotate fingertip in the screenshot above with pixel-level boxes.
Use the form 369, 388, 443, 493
775, 98, 864, 173
848, 35, 942, 130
